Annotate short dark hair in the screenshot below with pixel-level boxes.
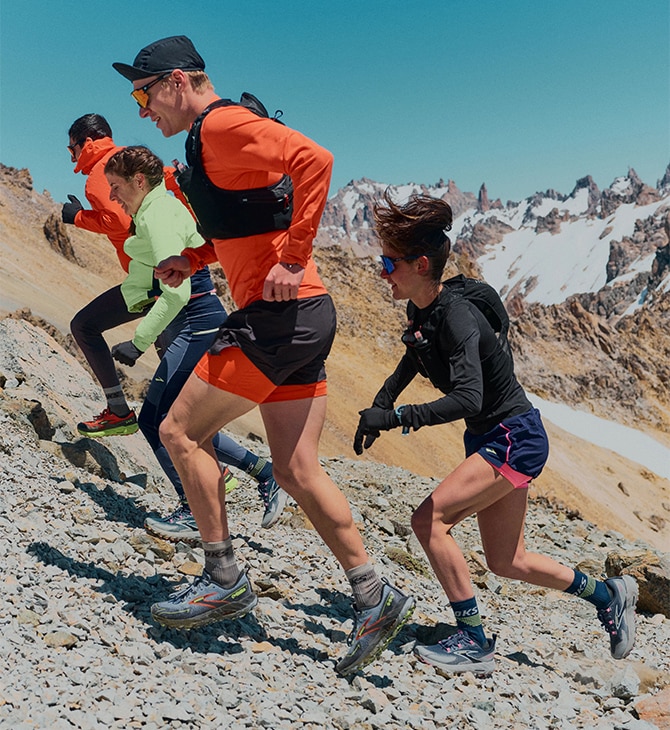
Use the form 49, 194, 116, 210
68, 114, 113, 142
104, 145, 164, 190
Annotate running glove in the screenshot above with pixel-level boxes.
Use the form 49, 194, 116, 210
111, 341, 144, 366
61, 194, 84, 224
353, 407, 400, 455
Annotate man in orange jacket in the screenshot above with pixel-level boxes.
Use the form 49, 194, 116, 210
113, 35, 415, 675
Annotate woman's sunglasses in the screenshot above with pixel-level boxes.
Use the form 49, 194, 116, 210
131, 72, 171, 108
378, 254, 419, 275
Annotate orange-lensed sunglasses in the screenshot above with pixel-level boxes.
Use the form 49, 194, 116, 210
131, 72, 171, 108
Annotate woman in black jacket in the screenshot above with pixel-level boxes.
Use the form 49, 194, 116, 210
354, 190, 638, 674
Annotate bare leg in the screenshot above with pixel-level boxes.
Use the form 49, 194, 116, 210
411, 453, 573, 603
477, 487, 574, 590
260, 395, 369, 570
159, 372, 257, 542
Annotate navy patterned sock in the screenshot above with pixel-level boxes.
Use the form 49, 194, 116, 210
451, 597, 487, 646
241, 454, 273, 483
564, 570, 612, 609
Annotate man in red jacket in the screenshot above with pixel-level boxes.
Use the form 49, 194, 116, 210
62, 114, 140, 436
113, 35, 415, 675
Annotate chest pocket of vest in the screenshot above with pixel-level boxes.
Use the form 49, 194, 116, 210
403, 325, 453, 393
177, 167, 293, 240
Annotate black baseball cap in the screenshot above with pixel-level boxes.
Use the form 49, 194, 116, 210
113, 35, 205, 82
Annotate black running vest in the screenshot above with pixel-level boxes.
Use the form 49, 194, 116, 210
175, 97, 294, 239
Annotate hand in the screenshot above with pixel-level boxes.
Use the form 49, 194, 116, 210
352, 407, 399, 455
111, 341, 144, 366
353, 425, 379, 455
61, 194, 83, 224
155, 255, 191, 288
262, 262, 304, 302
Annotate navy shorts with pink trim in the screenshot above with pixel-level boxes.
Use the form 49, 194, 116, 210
463, 407, 549, 488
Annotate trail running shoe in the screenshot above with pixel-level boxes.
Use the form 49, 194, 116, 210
414, 629, 497, 675
336, 579, 415, 675
223, 467, 238, 494
597, 575, 638, 659
257, 476, 288, 528
151, 570, 258, 629
77, 407, 138, 437
145, 502, 200, 545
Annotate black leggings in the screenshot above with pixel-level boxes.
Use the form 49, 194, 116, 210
70, 285, 146, 390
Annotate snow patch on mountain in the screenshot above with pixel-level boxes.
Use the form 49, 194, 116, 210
476, 198, 667, 305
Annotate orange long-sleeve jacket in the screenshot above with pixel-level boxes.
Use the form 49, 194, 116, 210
180, 103, 332, 309
73, 137, 132, 272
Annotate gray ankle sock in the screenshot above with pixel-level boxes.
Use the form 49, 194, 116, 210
203, 538, 240, 588
104, 386, 130, 416
345, 562, 383, 610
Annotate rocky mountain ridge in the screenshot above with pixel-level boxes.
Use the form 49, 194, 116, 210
317, 166, 670, 438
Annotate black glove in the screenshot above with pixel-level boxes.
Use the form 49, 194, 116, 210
353, 407, 400, 455
111, 341, 144, 366
61, 194, 84, 224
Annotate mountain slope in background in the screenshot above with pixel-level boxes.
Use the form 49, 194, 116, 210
0, 161, 668, 552
318, 165, 670, 436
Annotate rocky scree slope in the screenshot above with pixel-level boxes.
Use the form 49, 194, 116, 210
0, 316, 669, 729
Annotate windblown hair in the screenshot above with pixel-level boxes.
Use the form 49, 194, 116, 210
104, 146, 164, 189
373, 190, 453, 282
68, 114, 113, 142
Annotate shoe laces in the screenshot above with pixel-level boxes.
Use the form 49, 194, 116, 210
438, 630, 477, 653
257, 477, 278, 507
165, 503, 192, 523
596, 606, 618, 636
168, 572, 210, 602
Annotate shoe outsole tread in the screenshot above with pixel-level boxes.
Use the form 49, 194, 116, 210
152, 594, 258, 629
144, 521, 201, 546
414, 649, 496, 676
77, 423, 139, 437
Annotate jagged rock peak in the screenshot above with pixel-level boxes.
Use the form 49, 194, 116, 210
573, 175, 600, 195
478, 183, 490, 212
601, 167, 661, 217
659, 163, 670, 192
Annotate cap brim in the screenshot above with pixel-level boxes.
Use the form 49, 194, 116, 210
112, 62, 156, 82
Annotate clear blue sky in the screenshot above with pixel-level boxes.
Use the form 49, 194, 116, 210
1, 1, 668, 207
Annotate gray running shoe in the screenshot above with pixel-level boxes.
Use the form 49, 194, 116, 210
257, 476, 288, 528
151, 570, 258, 629
597, 575, 638, 659
145, 503, 201, 546
414, 629, 497, 675
336, 579, 415, 675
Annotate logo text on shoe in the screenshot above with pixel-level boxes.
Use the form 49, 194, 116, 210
354, 595, 394, 640
190, 592, 230, 609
